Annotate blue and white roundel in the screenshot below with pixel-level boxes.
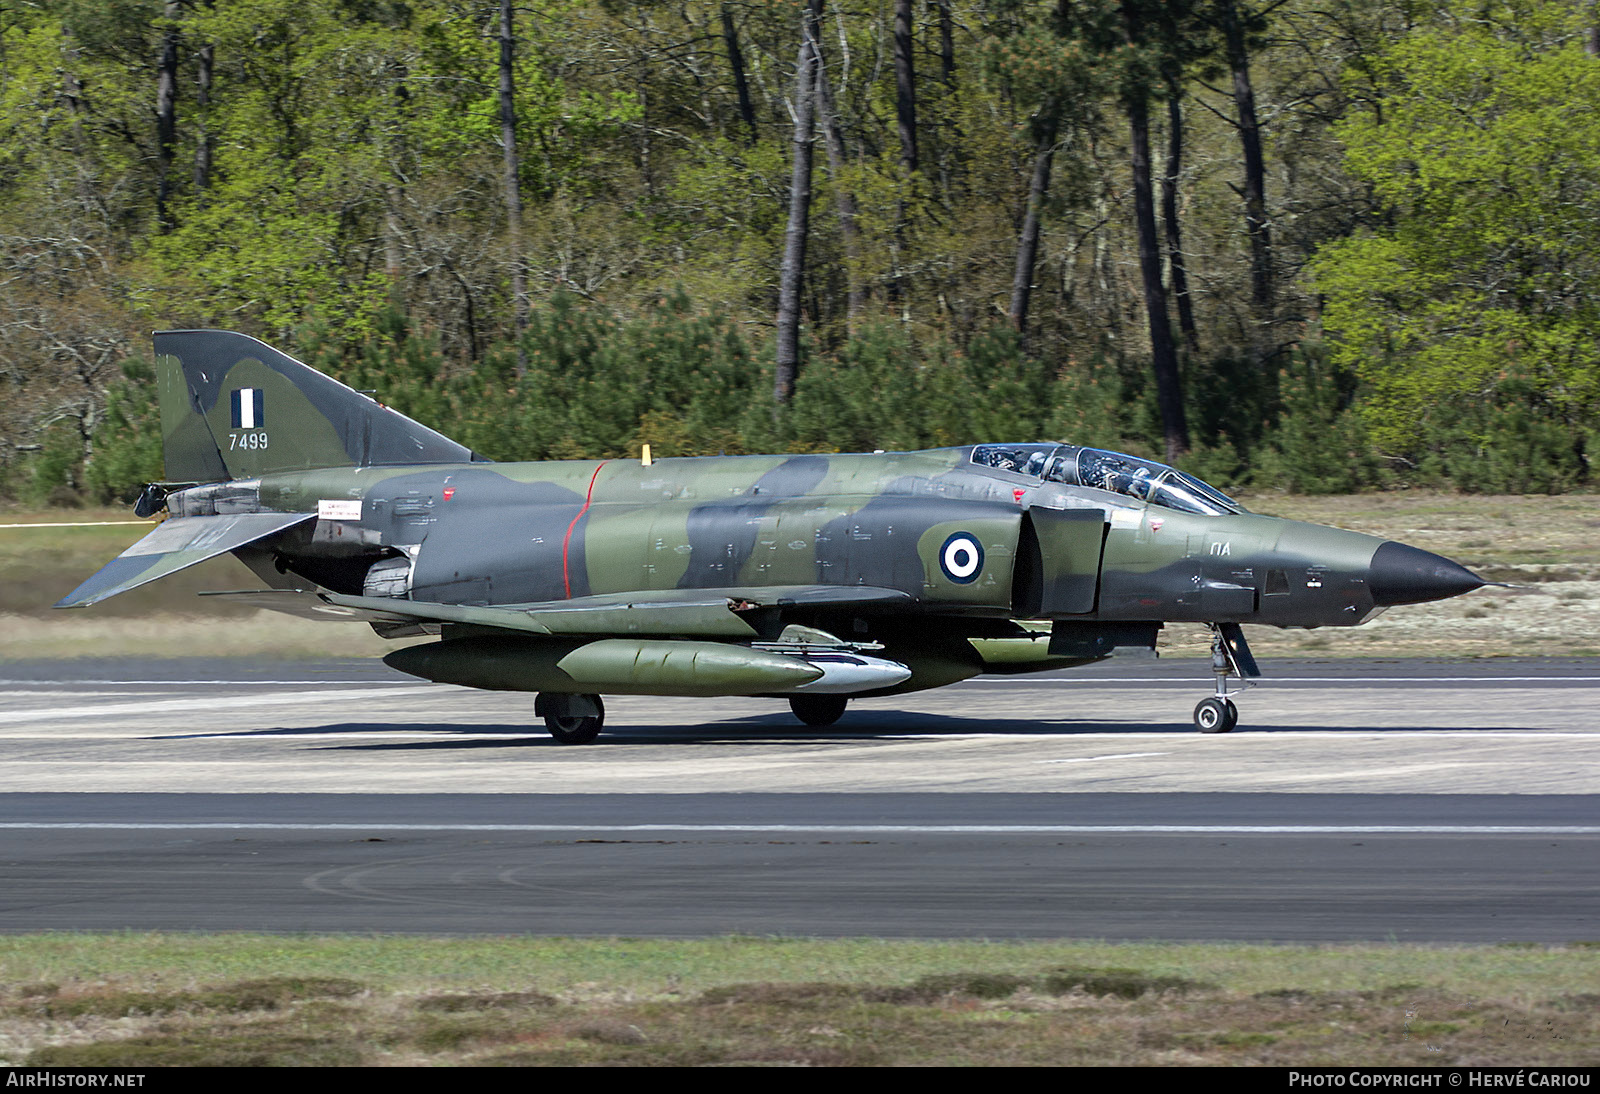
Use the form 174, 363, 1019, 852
939, 532, 984, 584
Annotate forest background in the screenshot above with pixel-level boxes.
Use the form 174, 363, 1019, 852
2, 0, 1597, 506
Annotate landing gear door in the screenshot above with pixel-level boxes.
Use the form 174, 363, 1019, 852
1020, 507, 1107, 616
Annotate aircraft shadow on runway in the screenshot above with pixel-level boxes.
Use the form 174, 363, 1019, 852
143, 713, 1494, 750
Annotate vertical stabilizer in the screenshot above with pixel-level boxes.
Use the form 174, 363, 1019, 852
153, 329, 482, 482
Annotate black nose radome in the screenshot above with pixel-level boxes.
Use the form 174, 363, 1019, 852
1368, 541, 1485, 607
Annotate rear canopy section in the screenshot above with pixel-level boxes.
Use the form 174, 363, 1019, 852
154, 329, 482, 482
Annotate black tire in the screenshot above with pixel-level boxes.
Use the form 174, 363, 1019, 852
789, 694, 848, 727
1194, 697, 1236, 734
543, 694, 606, 744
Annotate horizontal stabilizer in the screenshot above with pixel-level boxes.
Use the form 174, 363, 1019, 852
53, 512, 314, 608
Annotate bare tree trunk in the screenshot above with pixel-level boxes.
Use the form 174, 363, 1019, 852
499, 0, 527, 373
775, 0, 823, 405
193, 36, 213, 200
814, 43, 864, 331
155, 1, 181, 233
1219, 0, 1272, 344
1092, 190, 1120, 343
937, 0, 956, 87
889, 0, 917, 305
1121, 0, 1189, 462
638, 85, 656, 198
1162, 83, 1198, 353
384, 187, 405, 283
721, 5, 759, 145
892, 0, 918, 172
384, 72, 409, 289
1130, 93, 1188, 462
1011, 112, 1057, 351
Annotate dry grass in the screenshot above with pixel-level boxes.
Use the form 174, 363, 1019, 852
0, 508, 411, 659
2, 945, 1596, 1067
0, 612, 407, 660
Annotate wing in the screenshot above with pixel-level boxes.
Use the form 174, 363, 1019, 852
53, 512, 315, 608
217, 583, 916, 639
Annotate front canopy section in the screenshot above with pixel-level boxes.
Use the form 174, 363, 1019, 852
968, 442, 1243, 516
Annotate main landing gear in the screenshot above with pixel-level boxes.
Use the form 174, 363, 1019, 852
535, 693, 605, 744
789, 694, 848, 727
1194, 623, 1260, 734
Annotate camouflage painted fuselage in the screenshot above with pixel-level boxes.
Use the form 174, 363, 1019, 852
230, 449, 1386, 633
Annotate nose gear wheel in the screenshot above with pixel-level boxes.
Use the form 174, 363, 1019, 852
1193, 696, 1239, 733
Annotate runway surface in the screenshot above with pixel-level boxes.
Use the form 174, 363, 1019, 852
0, 656, 1596, 940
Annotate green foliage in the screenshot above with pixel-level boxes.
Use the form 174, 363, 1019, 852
58, 296, 1589, 503
1413, 370, 1591, 494
11, 422, 87, 507
1048, 352, 1139, 453
1315, 0, 1600, 460
301, 293, 772, 463
1253, 349, 1384, 495
10, 0, 1600, 500
787, 325, 1057, 453
83, 358, 164, 504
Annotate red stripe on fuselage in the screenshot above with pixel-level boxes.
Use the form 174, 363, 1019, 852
562, 461, 609, 599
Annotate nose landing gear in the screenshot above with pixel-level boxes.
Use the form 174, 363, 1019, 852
1195, 623, 1260, 733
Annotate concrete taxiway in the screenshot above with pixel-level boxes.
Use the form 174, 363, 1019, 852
0, 657, 1595, 939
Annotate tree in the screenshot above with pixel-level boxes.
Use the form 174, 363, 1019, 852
1057, 0, 1200, 462
1315, 0, 1600, 457
155, 0, 181, 232
500, 0, 527, 372
1009, 105, 1057, 349
1207, 0, 1274, 353
1161, 79, 1199, 352
775, 0, 822, 404
814, 35, 866, 329
720, 4, 759, 145
893, 0, 918, 174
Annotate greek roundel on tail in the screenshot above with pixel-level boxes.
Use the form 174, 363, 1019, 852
59, 330, 1489, 742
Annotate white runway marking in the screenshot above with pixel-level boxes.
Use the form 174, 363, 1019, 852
2, 665, 1598, 795
0, 521, 149, 528
0, 680, 425, 687
970, 676, 1600, 684
0, 686, 448, 726
0, 823, 1595, 835
1037, 752, 1170, 764
6, 675, 1598, 688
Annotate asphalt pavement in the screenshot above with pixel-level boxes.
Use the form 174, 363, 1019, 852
0, 656, 1595, 940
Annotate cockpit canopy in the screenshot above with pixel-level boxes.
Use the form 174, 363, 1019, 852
969, 442, 1243, 516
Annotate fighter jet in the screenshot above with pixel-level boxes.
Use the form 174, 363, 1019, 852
58, 330, 1487, 741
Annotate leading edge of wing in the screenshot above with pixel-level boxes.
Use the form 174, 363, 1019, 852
313, 584, 915, 638
53, 512, 316, 609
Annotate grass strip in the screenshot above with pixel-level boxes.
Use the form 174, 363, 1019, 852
1, 935, 1597, 1066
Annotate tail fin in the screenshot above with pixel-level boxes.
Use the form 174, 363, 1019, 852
153, 329, 482, 482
